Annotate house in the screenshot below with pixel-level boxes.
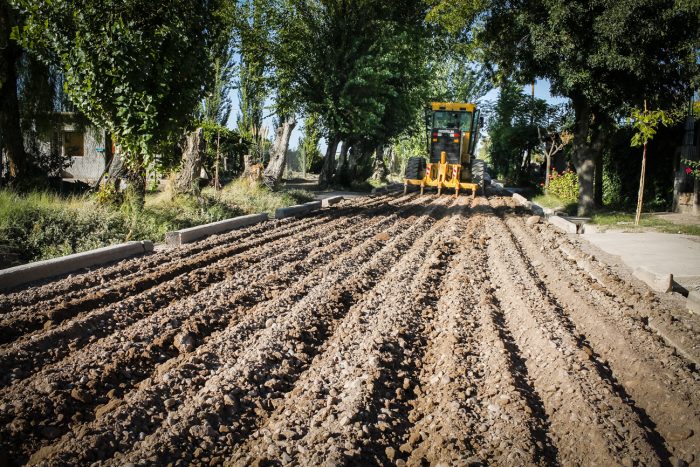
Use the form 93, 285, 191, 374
51, 113, 113, 182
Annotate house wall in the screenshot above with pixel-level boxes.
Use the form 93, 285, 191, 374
60, 125, 108, 181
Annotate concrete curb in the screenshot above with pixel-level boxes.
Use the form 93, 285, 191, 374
321, 196, 343, 208
165, 213, 268, 247
633, 266, 673, 293
0, 241, 153, 292
275, 201, 322, 219
549, 215, 579, 234
507, 190, 579, 234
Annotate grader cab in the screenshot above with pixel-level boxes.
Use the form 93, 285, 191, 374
404, 102, 486, 197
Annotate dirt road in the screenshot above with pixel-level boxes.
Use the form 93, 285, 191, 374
1, 193, 698, 466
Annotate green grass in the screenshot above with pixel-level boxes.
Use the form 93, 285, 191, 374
531, 194, 578, 215
590, 213, 700, 236
0, 179, 315, 265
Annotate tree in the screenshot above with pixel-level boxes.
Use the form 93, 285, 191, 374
629, 102, 675, 225
277, 0, 430, 188
428, 0, 700, 215
233, 0, 272, 165
299, 114, 322, 174
12, 0, 227, 205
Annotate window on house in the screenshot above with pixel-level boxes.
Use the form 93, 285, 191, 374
63, 131, 84, 157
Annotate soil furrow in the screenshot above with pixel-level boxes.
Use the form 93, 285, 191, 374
23, 196, 446, 465
501, 205, 699, 463
0, 194, 386, 315
1, 192, 697, 466
229, 198, 465, 466
485, 204, 660, 465
404, 196, 554, 466
0, 195, 397, 343
0, 196, 415, 386
0, 196, 423, 463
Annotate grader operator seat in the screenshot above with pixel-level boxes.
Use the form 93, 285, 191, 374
404, 102, 486, 197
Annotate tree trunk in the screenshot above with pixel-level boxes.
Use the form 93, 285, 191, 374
371, 145, 388, 181
263, 116, 297, 189
319, 135, 339, 188
0, 3, 26, 181
387, 146, 398, 174
174, 128, 205, 194
336, 141, 350, 185
125, 155, 146, 211
571, 97, 595, 216
591, 120, 607, 207
635, 142, 648, 225
593, 145, 604, 207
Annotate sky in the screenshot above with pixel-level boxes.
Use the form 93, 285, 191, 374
224, 79, 570, 153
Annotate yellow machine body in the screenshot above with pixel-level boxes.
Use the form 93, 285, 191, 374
404, 101, 482, 197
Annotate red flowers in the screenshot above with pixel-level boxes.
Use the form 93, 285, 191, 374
686, 166, 693, 175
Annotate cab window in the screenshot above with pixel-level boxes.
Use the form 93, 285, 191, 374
433, 111, 473, 131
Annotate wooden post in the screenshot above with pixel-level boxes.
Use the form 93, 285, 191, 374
634, 100, 648, 226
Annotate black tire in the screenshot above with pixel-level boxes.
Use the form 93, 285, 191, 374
470, 158, 488, 195
404, 156, 426, 180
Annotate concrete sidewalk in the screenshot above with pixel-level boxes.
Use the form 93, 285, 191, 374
582, 229, 700, 290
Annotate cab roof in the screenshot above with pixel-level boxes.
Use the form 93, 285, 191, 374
430, 102, 476, 112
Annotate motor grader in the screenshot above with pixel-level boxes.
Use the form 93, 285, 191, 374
404, 102, 486, 197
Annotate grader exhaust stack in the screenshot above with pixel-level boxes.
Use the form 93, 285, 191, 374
404, 102, 486, 197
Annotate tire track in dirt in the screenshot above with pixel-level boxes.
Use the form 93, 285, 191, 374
485, 198, 660, 465
0, 196, 413, 387
500, 200, 699, 463
22, 196, 448, 465
229, 197, 467, 466
0, 195, 423, 462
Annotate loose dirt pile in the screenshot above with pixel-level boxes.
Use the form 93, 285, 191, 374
0, 193, 698, 466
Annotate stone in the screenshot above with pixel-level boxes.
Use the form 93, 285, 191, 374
164, 399, 177, 410
385, 447, 396, 460
70, 388, 92, 403
173, 333, 195, 353
666, 428, 693, 442
526, 215, 541, 227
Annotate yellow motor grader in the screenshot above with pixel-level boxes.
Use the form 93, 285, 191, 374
404, 102, 486, 197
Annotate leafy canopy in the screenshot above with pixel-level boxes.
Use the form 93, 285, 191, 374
12, 0, 228, 169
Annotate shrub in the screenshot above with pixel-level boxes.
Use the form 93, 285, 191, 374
547, 169, 579, 203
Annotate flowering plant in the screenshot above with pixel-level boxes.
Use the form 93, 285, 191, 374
682, 159, 700, 179
546, 169, 578, 203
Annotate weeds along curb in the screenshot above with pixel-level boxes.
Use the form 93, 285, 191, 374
0, 241, 153, 292
165, 213, 269, 247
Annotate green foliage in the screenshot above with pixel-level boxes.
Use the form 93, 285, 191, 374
590, 213, 700, 237
233, 0, 272, 162
12, 0, 228, 171
546, 169, 579, 204
487, 80, 563, 182
210, 178, 314, 215
0, 180, 314, 264
199, 122, 249, 177
94, 178, 123, 207
628, 106, 677, 147
299, 114, 322, 173
279, 0, 430, 146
